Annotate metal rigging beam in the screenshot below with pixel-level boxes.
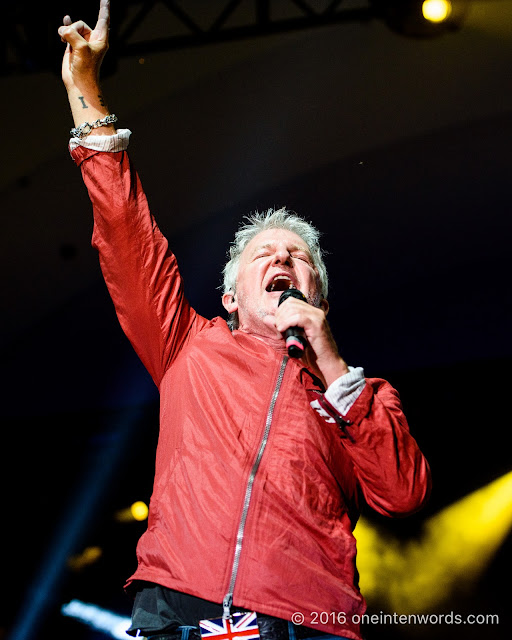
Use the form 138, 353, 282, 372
2, 0, 374, 76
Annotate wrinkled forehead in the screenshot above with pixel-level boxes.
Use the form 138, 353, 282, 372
241, 228, 313, 261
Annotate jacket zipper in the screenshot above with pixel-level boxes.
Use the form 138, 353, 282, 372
222, 355, 288, 620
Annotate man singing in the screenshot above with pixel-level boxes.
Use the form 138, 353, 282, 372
59, 3, 431, 639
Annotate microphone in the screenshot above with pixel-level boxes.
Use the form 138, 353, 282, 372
278, 289, 308, 358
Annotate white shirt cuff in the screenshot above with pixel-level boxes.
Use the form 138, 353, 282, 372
324, 366, 366, 417
69, 128, 132, 152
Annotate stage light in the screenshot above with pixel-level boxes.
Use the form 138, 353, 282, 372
355, 470, 512, 612
422, 0, 452, 22
373, 0, 471, 37
116, 500, 149, 522
7, 406, 148, 640
67, 546, 102, 571
61, 600, 131, 639
131, 500, 149, 521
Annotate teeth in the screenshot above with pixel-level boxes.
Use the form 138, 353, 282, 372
268, 275, 293, 292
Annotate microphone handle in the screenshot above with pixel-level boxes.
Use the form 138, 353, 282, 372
284, 328, 307, 358
278, 288, 308, 358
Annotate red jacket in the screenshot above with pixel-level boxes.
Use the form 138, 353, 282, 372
72, 145, 431, 639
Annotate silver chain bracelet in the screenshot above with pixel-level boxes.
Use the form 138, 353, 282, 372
70, 114, 118, 139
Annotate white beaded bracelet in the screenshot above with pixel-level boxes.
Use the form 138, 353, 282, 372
70, 114, 118, 139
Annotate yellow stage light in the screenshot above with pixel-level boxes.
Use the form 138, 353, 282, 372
115, 500, 149, 522
381, 0, 470, 37
422, 0, 452, 23
131, 500, 149, 521
67, 546, 102, 571
355, 470, 512, 613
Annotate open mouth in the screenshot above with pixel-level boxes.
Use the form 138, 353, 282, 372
265, 274, 296, 292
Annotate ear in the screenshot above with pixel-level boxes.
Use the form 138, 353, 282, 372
222, 292, 238, 314
320, 298, 329, 315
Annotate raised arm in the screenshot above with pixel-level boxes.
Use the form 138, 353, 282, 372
58, 1, 209, 386
59, 0, 115, 134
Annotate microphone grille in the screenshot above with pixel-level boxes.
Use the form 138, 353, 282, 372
278, 289, 307, 306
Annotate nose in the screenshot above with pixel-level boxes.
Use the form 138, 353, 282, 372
272, 246, 293, 267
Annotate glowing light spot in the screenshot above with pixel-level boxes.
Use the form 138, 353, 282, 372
67, 546, 102, 571
130, 501, 149, 521
422, 0, 452, 23
355, 470, 512, 613
62, 600, 131, 639
115, 500, 149, 522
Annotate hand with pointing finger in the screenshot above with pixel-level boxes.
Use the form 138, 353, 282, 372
59, 0, 110, 88
58, 0, 114, 131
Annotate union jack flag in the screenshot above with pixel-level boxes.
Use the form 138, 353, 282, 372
199, 611, 260, 639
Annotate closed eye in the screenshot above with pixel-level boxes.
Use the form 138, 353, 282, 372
292, 253, 311, 263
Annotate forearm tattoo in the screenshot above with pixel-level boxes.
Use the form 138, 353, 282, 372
78, 96, 88, 109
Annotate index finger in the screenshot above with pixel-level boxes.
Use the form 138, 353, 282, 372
94, 0, 110, 39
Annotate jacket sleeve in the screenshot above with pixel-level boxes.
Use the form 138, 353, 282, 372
71, 145, 208, 387
321, 378, 431, 517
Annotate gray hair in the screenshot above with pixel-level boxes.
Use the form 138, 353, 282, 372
222, 207, 328, 330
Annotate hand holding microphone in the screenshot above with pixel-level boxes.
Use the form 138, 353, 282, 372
277, 288, 349, 385
278, 289, 308, 358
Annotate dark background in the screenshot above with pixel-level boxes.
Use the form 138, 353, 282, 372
1, 2, 510, 639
